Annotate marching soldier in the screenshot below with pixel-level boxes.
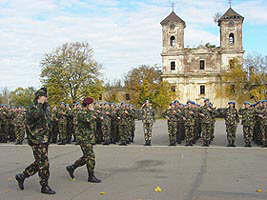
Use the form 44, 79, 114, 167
57, 102, 68, 145
15, 87, 56, 195
66, 97, 101, 183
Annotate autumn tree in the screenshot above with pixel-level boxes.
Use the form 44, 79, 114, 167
40, 42, 104, 106
216, 54, 267, 104
9, 87, 36, 107
124, 65, 176, 113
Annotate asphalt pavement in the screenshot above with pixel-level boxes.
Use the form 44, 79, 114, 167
0, 120, 267, 200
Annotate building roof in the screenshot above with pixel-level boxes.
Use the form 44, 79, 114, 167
218, 7, 244, 26
160, 11, 186, 27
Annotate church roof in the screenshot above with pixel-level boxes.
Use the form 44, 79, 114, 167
218, 7, 244, 25
160, 11, 185, 27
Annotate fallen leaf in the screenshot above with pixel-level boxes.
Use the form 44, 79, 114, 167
7, 178, 12, 181
154, 186, 162, 192
100, 192, 106, 195
256, 189, 262, 193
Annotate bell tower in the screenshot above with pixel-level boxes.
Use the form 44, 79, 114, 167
160, 11, 186, 53
218, 7, 244, 52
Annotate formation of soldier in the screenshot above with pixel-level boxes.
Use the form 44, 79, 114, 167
162, 99, 267, 147
1, 99, 267, 148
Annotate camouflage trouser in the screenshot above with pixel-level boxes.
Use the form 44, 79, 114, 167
73, 143, 95, 173
168, 121, 177, 144
143, 123, 153, 142
50, 122, 59, 143
118, 124, 128, 143
177, 123, 185, 142
243, 126, 253, 145
23, 144, 50, 186
185, 125, 194, 144
15, 126, 25, 143
201, 123, 212, 143
262, 125, 267, 144
0, 125, 8, 143
102, 123, 111, 142
259, 123, 265, 144
211, 121, 216, 139
226, 124, 237, 144
58, 122, 67, 142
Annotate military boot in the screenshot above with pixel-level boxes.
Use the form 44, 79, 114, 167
231, 141, 236, 147
88, 171, 101, 183
66, 165, 77, 179
15, 173, 25, 190
41, 185, 56, 195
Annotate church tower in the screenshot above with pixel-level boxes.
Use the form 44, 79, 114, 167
218, 7, 244, 52
160, 11, 186, 53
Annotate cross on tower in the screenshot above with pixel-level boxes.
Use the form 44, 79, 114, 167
171, 1, 175, 12
229, 0, 232, 7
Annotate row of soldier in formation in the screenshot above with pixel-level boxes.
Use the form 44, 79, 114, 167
162, 99, 267, 147
1, 99, 267, 147
0, 101, 152, 146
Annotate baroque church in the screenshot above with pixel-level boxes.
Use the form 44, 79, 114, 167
160, 6, 244, 107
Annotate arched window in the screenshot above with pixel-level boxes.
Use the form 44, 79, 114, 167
170, 36, 176, 47
200, 85, 205, 95
229, 33, 234, 45
170, 61, 176, 70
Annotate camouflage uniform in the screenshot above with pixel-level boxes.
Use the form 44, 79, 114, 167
57, 106, 68, 144
101, 106, 112, 144
223, 106, 239, 146
176, 105, 185, 143
50, 107, 59, 144
257, 106, 267, 147
183, 106, 196, 146
199, 105, 213, 146
239, 106, 256, 146
15, 109, 26, 144
117, 106, 129, 145
0, 107, 8, 143
66, 107, 74, 143
162, 106, 179, 145
20, 103, 51, 188
141, 105, 155, 145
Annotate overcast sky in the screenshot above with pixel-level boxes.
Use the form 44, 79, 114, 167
0, 0, 267, 90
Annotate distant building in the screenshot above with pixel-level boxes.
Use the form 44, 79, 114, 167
160, 7, 244, 107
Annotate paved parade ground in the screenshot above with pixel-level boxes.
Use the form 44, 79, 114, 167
0, 120, 267, 200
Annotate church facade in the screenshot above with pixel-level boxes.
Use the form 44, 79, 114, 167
160, 7, 244, 107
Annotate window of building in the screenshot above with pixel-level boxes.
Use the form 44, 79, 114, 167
200, 60, 205, 70
229, 33, 234, 45
170, 61, 176, 70
99, 94, 102, 101
125, 93, 130, 100
171, 86, 176, 92
229, 59, 234, 68
200, 85, 205, 95
170, 36, 176, 47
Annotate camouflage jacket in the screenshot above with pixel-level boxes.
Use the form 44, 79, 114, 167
199, 105, 214, 124
26, 103, 51, 145
183, 107, 196, 126
223, 107, 239, 126
238, 108, 256, 126
15, 111, 26, 129
141, 106, 155, 124
162, 108, 179, 122
76, 108, 95, 144
117, 108, 130, 126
